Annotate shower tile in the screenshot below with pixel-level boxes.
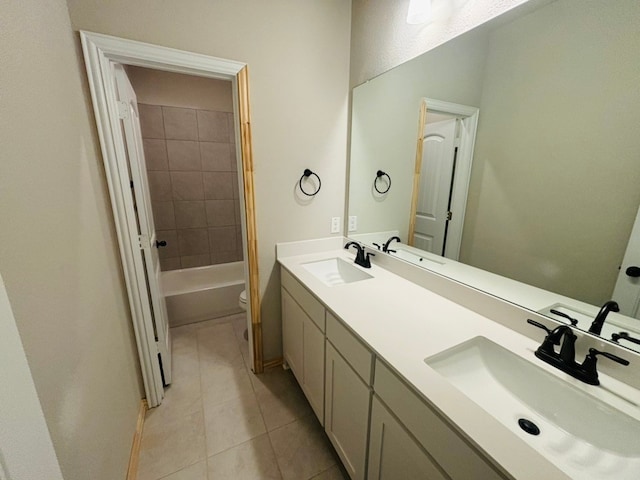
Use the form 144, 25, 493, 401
143, 139, 168, 171
153, 202, 176, 230
203, 171, 234, 200
166, 140, 201, 171
171, 172, 204, 200
163, 107, 198, 140
230, 143, 238, 170
139, 104, 165, 139
148, 171, 173, 202
207, 434, 282, 480
212, 250, 240, 265
227, 112, 236, 144
205, 200, 236, 227
174, 201, 207, 229
208, 226, 236, 253
197, 110, 229, 142
232, 172, 240, 199
234, 201, 241, 224
157, 230, 179, 259
200, 142, 231, 171
181, 254, 211, 269
177, 228, 209, 256
160, 257, 181, 271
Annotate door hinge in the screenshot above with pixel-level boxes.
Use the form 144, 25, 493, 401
446, 211, 453, 221
138, 234, 149, 249
117, 101, 129, 120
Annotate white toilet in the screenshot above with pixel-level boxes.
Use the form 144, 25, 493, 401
239, 289, 247, 311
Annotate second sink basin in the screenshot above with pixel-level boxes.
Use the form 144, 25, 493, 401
425, 336, 640, 479
302, 258, 373, 287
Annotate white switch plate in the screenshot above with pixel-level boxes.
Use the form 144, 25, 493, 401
348, 216, 357, 232
331, 217, 341, 234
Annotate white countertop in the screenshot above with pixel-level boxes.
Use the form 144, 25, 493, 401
277, 244, 640, 480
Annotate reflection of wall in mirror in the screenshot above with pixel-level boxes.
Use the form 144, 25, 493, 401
349, 27, 490, 239
349, 0, 640, 306
461, 0, 640, 305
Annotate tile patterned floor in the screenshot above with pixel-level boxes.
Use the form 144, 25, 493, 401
137, 313, 349, 480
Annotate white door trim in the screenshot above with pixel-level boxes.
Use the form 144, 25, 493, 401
80, 31, 251, 406
422, 98, 479, 260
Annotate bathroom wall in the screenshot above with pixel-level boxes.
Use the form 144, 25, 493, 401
0, 1, 143, 479
349, 0, 537, 87
128, 67, 242, 271
67, 0, 352, 361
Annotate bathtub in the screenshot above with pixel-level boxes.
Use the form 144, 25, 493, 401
161, 262, 245, 327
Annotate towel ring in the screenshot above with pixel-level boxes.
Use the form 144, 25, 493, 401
374, 170, 391, 194
299, 168, 321, 196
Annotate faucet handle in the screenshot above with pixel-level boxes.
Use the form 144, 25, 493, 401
585, 348, 630, 366
527, 319, 552, 335
372, 243, 381, 251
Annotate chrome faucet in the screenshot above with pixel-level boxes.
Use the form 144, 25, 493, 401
344, 241, 375, 268
588, 300, 620, 335
382, 236, 401, 253
528, 319, 629, 385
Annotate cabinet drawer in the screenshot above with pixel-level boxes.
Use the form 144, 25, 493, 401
281, 267, 325, 332
374, 360, 505, 480
326, 312, 372, 385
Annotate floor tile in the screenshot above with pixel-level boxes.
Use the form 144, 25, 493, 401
309, 464, 350, 480
254, 368, 313, 431
269, 414, 337, 480
145, 373, 202, 428
201, 361, 254, 407
207, 434, 282, 480
204, 392, 266, 456
138, 410, 206, 480
158, 460, 207, 480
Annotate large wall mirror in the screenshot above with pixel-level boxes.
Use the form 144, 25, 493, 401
348, 0, 640, 352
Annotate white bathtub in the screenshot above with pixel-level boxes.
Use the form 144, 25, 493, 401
161, 262, 245, 327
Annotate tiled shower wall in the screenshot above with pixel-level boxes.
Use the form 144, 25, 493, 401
139, 104, 243, 271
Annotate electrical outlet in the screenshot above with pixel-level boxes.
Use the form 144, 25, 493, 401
348, 216, 357, 232
331, 217, 341, 234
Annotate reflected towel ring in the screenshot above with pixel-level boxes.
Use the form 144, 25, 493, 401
298, 168, 321, 196
374, 170, 391, 194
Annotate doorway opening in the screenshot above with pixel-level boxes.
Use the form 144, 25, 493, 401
80, 32, 263, 408
408, 98, 479, 260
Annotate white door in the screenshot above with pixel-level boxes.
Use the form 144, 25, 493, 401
114, 65, 172, 390
413, 119, 457, 255
612, 203, 640, 318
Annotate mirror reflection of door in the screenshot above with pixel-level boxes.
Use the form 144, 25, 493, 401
613, 204, 640, 319
413, 118, 457, 256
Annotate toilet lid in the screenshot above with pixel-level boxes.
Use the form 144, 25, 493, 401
240, 290, 247, 303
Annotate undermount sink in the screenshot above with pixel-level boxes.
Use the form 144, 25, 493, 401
425, 337, 640, 479
302, 258, 373, 287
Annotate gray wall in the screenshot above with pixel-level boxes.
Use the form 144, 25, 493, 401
66, 0, 352, 362
0, 1, 143, 479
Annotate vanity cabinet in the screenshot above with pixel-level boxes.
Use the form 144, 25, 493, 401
368, 396, 448, 480
373, 360, 506, 480
281, 270, 325, 423
325, 313, 373, 480
280, 266, 507, 480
